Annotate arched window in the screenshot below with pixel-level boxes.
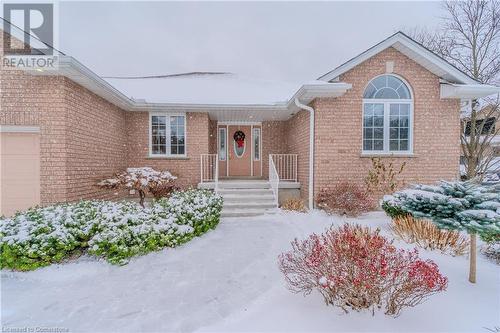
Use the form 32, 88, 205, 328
362, 75, 412, 153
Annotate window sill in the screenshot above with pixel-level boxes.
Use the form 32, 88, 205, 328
147, 155, 190, 160
360, 153, 415, 158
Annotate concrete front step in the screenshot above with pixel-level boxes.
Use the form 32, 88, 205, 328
218, 182, 270, 189
223, 201, 276, 210
221, 194, 275, 203
217, 180, 277, 217
221, 208, 278, 218
217, 188, 273, 195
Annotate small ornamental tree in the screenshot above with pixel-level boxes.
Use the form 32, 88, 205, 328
98, 167, 177, 207
383, 181, 500, 283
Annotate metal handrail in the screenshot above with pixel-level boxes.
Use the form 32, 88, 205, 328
200, 154, 218, 192
270, 154, 298, 182
269, 154, 280, 206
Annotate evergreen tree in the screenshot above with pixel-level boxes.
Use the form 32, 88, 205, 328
383, 181, 500, 283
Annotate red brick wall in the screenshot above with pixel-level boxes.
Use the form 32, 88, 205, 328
312, 47, 461, 202
261, 121, 287, 178
285, 111, 310, 201
64, 78, 128, 201
126, 112, 210, 188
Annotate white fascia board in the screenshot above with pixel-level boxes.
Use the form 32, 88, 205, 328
440, 83, 500, 99
318, 32, 477, 85
288, 82, 351, 104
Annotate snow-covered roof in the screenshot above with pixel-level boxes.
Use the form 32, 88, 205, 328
27, 56, 351, 120
103, 74, 301, 105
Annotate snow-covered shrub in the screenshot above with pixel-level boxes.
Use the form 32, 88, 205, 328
382, 181, 500, 282
0, 201, 100, 270
98, 167, 177, 207
481, 241, 500, 264
480, 231, 500, 264
317, 182, 375, 217
381, 195, 408, 219
278, 224, 447, 317
0, 190, 222, 270
391, 215, 469, 256
154, 189, 223, 236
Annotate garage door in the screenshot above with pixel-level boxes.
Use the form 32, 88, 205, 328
0, 126, 40, 217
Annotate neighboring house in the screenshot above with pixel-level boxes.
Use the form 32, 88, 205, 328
460, 104, 500, 181
1, 29, 499, 216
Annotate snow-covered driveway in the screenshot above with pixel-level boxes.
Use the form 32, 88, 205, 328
2, 211, 499, 332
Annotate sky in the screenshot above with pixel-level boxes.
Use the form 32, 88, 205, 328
57, 1, 444, 83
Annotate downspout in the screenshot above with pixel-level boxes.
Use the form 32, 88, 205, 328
294, 98, 315, 209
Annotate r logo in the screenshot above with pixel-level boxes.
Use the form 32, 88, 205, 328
3, 3, 54, 55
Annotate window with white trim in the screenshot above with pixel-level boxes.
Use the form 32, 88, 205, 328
362, 75, 412, 153
218, 127, 227, 161
253, 128, 261, 161
150, 114, 186, 156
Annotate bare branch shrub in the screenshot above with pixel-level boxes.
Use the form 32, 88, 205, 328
317, 182, 375, 217
278, 224, 448, 317
281, 198, 307, 212
365, 157, 406, 195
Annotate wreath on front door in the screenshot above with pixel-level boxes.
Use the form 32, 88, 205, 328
233, 130, 245, 148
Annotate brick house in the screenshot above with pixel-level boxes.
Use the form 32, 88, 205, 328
1, 30, 499, 216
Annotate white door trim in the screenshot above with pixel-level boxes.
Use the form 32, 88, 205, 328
224, 123, 261, 177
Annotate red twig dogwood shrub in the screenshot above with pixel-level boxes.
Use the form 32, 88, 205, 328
278, 224, 447, 317
316, 182, 375, 217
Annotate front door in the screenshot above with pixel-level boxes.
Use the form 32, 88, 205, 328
228, 125, 251, 176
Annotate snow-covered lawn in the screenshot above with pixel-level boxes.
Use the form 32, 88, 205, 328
2, 211, 499, 332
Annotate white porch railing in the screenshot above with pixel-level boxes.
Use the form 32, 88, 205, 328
200, 154, 219, 191
269, 154, 279, 206
270, 154, 298, 182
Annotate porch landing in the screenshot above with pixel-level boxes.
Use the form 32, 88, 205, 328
198, 179, 300, 190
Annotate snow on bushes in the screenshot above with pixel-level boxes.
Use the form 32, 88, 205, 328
382, 181, 500, 281
278, 224, 447, 317
98, 167, 177, 207
0, 190, 222, 270
316, 182, 375, 217
382, 181, 500, 235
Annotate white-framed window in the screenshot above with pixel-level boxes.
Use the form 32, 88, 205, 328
362, 74, 413, 154
253, 127, 261, 161
218, 127, 227, 161
150, 113, 186, 157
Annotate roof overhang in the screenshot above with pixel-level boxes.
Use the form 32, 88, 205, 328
25, 56, 351, 121
318, 32, 479, 85
440, 83, 500, 99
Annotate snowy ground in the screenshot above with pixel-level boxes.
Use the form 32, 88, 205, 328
2, 211, 499, 332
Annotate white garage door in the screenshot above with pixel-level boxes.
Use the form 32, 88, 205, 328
0, 126, 40, 217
